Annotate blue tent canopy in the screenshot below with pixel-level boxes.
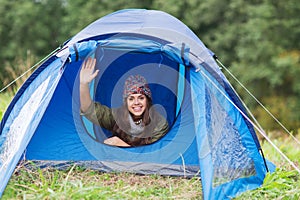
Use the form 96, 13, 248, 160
0, 9, 274, 199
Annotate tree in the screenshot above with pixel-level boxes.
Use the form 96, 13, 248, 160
217, 0, 300, 130
0, 0, 66, 61
0, 0, 299, 130
0, 0, 66, 89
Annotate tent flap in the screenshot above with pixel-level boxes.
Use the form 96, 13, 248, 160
69, 37, 190, 65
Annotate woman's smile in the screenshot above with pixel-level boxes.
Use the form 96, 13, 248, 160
127, 94, 147, 117
133, 106, 142, 112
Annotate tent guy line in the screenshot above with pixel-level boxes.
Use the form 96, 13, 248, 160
0, 47, 61, 94
197, 61, 300, 174
216, 59, 300, 146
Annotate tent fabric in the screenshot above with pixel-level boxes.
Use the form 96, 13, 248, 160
0, 9, 274, 199
0, 56, 66, 196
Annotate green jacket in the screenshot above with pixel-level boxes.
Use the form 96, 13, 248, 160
82, 102, 169, 146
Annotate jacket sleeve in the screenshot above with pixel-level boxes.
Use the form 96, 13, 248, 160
150, 114, 169, 143
80, 102, 115, 131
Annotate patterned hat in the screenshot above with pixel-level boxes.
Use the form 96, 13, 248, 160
123, 75, 152, 100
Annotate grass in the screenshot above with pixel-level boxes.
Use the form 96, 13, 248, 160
0, 92, 14, 119
1, 92, 300, 199
3, 163, 202, 199
235, 136, 300, 200
236, 168, 300, 200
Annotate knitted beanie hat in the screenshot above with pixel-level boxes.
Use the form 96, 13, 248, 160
123, 75, 152, 100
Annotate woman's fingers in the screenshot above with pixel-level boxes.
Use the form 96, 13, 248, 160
80, 57, 98, 84
83, 57, 96, 70
91, 69, 99, 78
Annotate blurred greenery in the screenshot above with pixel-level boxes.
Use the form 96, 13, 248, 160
0, 0, 299, 131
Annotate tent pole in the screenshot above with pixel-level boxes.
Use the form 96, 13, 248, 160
259, 148, 269, 172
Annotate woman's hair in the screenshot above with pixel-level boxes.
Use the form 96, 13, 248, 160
111, 74, 158, 146
112, 96, 154, 146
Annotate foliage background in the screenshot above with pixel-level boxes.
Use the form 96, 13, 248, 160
0, 0, 299, 131
0, 1, 299, 199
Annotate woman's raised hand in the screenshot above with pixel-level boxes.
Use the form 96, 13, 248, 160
80, 57, 99, 84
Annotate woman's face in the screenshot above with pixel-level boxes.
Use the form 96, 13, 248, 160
126, 94, 147, 117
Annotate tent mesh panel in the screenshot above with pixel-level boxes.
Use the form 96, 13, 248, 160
206, 87, 256, 187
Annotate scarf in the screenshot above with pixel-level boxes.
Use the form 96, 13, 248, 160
128, 113, 145, 136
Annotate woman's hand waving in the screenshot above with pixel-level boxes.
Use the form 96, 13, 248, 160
80, 57, 99, 84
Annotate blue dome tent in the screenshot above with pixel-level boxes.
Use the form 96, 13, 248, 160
0, 9, 274, 199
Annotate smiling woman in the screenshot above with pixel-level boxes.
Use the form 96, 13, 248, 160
80, 58, 169, 147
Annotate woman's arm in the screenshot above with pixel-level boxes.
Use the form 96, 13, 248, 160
80, 58, 99, 113
104, 136, 130, 147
